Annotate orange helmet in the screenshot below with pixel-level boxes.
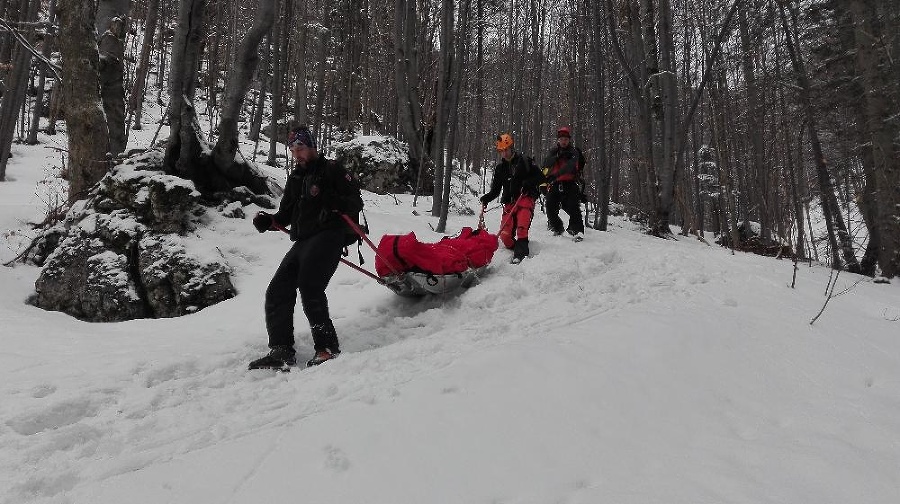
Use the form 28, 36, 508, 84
495, 133, 514, 151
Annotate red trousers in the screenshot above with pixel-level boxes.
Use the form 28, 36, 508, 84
498, 196, 535, 249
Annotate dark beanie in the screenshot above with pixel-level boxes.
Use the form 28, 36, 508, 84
288, 126, 316, 149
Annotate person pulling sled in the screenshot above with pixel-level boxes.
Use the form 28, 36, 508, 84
480, 133, 543, 264
249, 125, 364, 370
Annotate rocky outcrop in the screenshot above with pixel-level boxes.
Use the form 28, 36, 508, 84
332, 135, 413, 193
28, 150, 243, 322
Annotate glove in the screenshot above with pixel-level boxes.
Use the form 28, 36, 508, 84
253, 212, 274, 233
480, 195, 491, 206
545, 175, 557, 185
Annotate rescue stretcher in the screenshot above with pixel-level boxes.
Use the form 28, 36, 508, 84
339, 214, 498, 297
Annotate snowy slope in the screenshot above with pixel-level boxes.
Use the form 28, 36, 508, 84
1, 130, 900, 504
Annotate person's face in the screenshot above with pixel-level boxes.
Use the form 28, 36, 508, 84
290, 144, 316, 165
500, 147, 513, 160
558, 135, 570, 148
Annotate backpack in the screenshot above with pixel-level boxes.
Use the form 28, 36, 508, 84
332, 163, 367, 247
342, 208, 369, 247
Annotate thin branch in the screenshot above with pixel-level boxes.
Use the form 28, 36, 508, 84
603, 0, 641, 91
0, 17, 62, 81
674, 0, 744, 170
810, 268, 840, 325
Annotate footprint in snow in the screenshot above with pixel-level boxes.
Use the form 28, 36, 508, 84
323, 444, 351, 472
31, 384, 57, 398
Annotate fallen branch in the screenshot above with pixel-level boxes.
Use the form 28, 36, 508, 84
810, 268, 840, 325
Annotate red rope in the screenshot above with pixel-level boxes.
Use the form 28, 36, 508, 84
265, 212, 400, 281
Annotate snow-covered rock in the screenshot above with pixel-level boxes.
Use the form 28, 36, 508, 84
332, 134, 414, 193
27, 150, 237, 322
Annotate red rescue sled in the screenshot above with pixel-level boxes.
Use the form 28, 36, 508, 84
373, 226, 498, 296
338, 214, 499, 297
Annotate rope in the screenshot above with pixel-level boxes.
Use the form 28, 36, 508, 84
267, 214, 393, 284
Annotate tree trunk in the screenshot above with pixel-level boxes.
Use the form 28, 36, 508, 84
164, 0, 208, 184
129, 0, 160, 130
57, 0, 111, 201
739, 4, 768, 241
207, 0, 223, 110
96, 0, 130, 156
588, 0, 610, 230
0, 0, 16, 67
649, 0, 678, 237
311, 25, 330, 140
777, 2, 860, 272
0, 0, 38, 181
845, 0, 900, 277
26, 0, 57, 145
394, 0, 426, 196
293, 1, 309, 125
266, 0, 285, 165
211, 0, 276, 194
436, 0, 469, 233
468, 0, 484, 176
248, 35, 271, 142
430, 0, 456, 218
606, 0, 656, 221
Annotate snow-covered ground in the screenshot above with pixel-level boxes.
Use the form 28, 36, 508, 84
2, 118, 899, 503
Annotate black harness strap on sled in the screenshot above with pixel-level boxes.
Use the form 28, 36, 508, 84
392, 236, 412, 271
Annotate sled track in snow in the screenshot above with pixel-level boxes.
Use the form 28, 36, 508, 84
0, 227, 731, 503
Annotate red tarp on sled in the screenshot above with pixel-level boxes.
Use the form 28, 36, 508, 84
374, 227, 499, 277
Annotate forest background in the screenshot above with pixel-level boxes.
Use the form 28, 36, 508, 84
0, 0, 898, 278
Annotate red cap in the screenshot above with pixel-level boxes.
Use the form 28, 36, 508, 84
557, 126, 571, 138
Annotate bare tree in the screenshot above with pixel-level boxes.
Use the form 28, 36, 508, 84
96, 0, 130, 156
0, 0, 40, 181
776, 0, 860, 273
129, 0, 160, 130
164, 0, 208, 182
26, 0, 57, 145
843, 0, 900, 277
211, 0, 276, 193
56, 0, 111, 201
394, 0, 427, 199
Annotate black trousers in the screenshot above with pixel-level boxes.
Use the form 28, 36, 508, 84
265, 228, 343, 351
546, 181, 584, 234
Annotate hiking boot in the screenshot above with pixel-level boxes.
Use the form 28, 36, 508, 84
307, 349, 340, 367
511, 238, 529, 263
248, 345, 297, 370
572, 232, 584, 242
551, 228, 563, 236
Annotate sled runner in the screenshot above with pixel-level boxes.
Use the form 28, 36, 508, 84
377, 267, 486, 297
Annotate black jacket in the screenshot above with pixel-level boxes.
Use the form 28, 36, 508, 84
482, 152, 544, 204
272, 156, 364, 241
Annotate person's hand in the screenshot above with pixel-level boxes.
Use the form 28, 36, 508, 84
253, 212, 274, 233
480, 195, 491, 206
545, 174, 557, 185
